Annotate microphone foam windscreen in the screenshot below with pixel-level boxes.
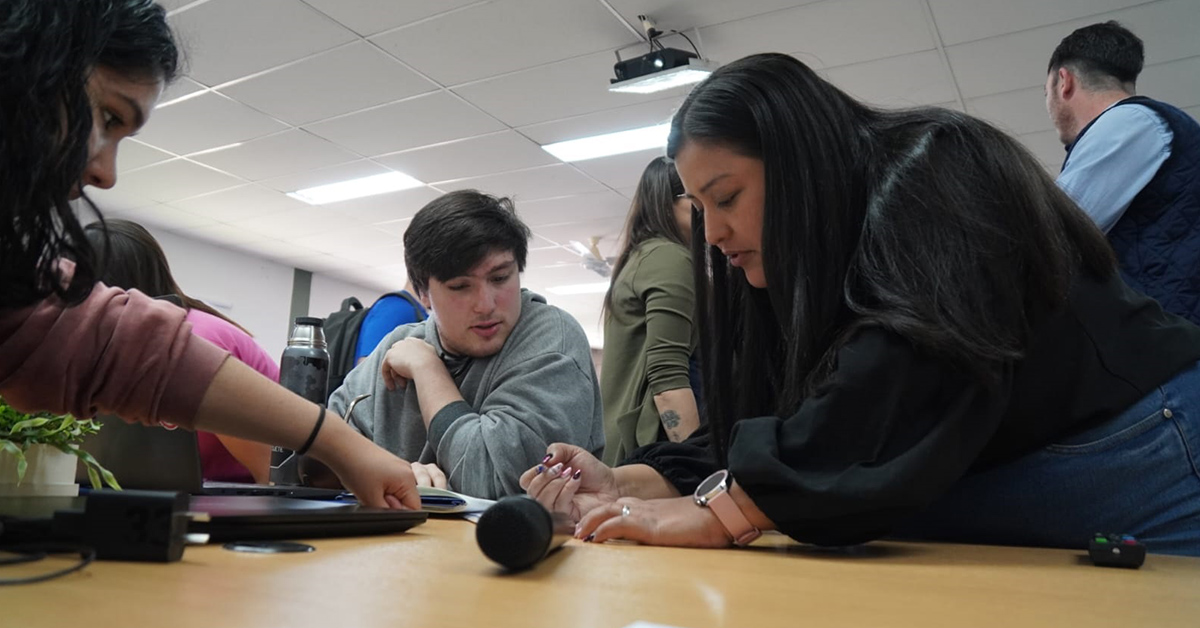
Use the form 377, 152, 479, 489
475, 496, 552, 570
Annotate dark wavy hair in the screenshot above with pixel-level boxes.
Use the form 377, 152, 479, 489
1048, 21, 1144, 91
83, 220, 252, 335
667, 53, 1116, 461
404, 190, 532, 295
0, 0, 179, 308
603, 156, 689, 318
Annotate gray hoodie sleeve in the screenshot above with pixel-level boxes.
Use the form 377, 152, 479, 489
427, 346, 601, 500
327, 335, 393, 440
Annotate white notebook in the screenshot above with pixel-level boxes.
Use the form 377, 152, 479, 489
418, 486, 495, 517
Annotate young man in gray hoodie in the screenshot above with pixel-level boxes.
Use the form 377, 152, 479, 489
325, 190, 604, 499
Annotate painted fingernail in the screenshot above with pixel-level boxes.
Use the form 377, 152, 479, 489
572, 469, 582, 480
560, 466, 573, 479
585, 534, 595, 542
542, 453, 553, 463
549, 463, 563, 475
535, 465, 545, 474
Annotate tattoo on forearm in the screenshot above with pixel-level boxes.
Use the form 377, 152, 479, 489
661, 410, 681, 430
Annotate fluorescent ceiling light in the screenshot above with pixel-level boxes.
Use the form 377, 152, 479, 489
546, 281, 610, 296
288, 172, 425, 205
542, 123, 669, 163
609, 59, 717, 94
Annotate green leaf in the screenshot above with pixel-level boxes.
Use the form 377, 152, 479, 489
9, 417, 51, 433
86, 465, 102, 490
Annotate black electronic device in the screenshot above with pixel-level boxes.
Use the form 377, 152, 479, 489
1088, 533, 1146, 569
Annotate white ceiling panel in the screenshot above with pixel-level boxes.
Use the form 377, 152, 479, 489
118, 141, 176, 174
290, 254, 370, 273
947, 0, 1200, 99
115, 160, 243, 203
373, 217, 414, 238
304, 0, 485, 37
191, 130, 360, 181
86, 184, 160, 214
158, 0, 196, 11
179, 223, 273, 247
168, 0, 357, 85
226, 206, 351, 240
928, 0, 1155, 47
324, 186, 445, 224
219, 42, 439, 126
137, 93, 288, 155
822, 50, 959, 108
261, 160, 393, 194
108, 204, 220, 232
517, 190, 633, 228
966, 87, 1054, 136
698, 0, 934, 71
522, 262, 613, 289
607, 0, 823, 31
291, 228, 402, 255
518, 97, 683, 145
456, 51, 684, 128
170, 184, 310, 223
533, 217, 626, 248
376, 131, 558, 184
305, 91, 505, 156
235, 237, 324, 263
436, 165, 609, 203
527, 246, 586, 269
157, 77, 208, 105
1140, 56, 1200, 110
335, 244, 407, 268
370, 0, 638, 86
572, 148, 665, 190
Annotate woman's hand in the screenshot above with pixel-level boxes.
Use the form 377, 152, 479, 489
317, 422, 420, 510
519, 443, 619, 522
575, 496, 733, 548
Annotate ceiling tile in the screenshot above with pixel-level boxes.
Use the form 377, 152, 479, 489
946, 0, 1200, 99
305, 91, 504, 156
304, 0, 484, 37
290, 254, 370, 273
85, 183, 159, 214
518, 98, 682, 145
191, 130, 360, 181
118, 141, 176, 174
377, 131, 558, 184
179, 223, 273, 247
157, 77, 208, 105
108, 204, 220, 232
929, 0, 1155, 47
291, 228, 403, 255
436, 165, 608, 203
115, 160, 243, 203
261, 160, 393, 194
966, 87, 1053, 136
168, 0, 357, 85
170, 184, 309, 223
607, 0, 824, 30
336, 244, 407, 268
324, 186, 445, 224
533, 217, 626, 248
235, 238, 323, 263
159, 0, 197, 11
527, 246, 585, 269
226, 206, 351, 240
373, 217, 414, 238
517, 191, 633, 227
137, 92, 288, 155
571, 148, 665, 190
822, 50, 958, 108
220, 42, 439, 125
698, 0, 934, 71
456, 51, 687, 128
370, 0, 638, 86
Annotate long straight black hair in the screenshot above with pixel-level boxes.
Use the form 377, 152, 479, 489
667, 53, 1116, 460
0, 0, 179, 308
83, 220, 253, 336
603, 156, 689, 318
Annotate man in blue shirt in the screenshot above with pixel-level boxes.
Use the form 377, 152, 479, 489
353, 280, 427, 364
1046, 21, 1200, 324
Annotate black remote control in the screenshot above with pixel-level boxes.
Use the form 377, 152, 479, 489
1088, 533, 1146, 569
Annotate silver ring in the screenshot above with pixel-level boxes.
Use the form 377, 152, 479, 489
621, 504, 631, 517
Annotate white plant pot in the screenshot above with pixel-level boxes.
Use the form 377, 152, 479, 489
0, 443, 80, 497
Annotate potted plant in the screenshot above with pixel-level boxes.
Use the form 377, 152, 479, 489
0, 396, 120, 496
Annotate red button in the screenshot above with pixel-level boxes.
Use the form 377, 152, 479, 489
1123, 539, 1138, 545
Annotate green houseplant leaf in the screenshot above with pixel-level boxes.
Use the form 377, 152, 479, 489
0, 396, 120, 489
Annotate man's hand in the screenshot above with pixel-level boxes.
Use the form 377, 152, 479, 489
411, 462, 448, 488
381, 338, 440, 391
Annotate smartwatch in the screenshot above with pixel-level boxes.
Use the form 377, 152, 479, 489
694, 469, 761, 546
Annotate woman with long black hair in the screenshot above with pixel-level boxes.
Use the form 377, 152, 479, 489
0, 0, 418, 509
523, 53, 1200, 555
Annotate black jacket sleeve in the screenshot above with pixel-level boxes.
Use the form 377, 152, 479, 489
729, 328, 1011, 546
621, 425, 720, 496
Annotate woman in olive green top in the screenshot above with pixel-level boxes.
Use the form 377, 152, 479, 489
601, 157, 699, 465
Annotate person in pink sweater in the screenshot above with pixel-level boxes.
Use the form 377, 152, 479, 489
84, 220, 278, 484
0, 0, 417, 509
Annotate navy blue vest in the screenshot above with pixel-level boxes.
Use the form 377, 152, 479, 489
1064, 97, 1200, 325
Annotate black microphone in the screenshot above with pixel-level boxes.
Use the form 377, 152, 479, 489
476, 496, 574, 571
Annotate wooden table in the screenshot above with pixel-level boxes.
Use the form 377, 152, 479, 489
4, 518, 1199, 627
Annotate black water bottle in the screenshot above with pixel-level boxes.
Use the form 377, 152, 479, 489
271, 316, 329, 486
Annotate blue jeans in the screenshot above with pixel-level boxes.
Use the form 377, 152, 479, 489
896, 361, 1200, 556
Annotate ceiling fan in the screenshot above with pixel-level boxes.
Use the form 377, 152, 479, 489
568, 236, 615, 278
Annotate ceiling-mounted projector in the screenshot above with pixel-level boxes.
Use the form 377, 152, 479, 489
609, 47, 716, 94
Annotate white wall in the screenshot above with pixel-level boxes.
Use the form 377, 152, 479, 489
308, 274, 384, 324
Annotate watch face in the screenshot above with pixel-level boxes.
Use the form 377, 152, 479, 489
696, 469, 728, 498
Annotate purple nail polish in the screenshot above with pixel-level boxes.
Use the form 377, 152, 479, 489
560, 466, 573, 479
572, 469, 582, 480
541, 453, 553, 463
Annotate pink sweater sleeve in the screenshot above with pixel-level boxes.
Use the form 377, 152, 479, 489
0, 285, 229, 428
